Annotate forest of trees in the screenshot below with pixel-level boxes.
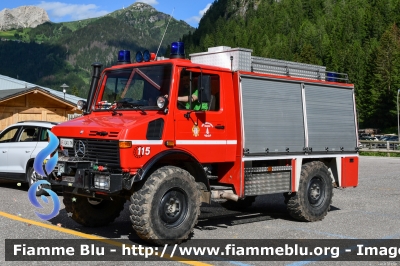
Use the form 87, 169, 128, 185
182, 0, 400, 131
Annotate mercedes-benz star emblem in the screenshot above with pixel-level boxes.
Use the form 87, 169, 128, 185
74, 140, 86, 158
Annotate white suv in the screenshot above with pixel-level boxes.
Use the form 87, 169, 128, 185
0, 121, 58, 195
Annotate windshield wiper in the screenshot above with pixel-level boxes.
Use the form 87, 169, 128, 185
109, 109, 122, 116
116, 98, 147, 114
132, 105, 147, 115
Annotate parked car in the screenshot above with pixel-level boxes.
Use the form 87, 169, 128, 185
377, 135, 399, 148
359, 136, 379, 148
0, 121, 58, 195
359, 136, 379, 141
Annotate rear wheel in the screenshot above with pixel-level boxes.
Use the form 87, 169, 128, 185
286, 161, 333, 222
63, 193, 126, 227
283, 192, 291, 205
130, 166, 201, 245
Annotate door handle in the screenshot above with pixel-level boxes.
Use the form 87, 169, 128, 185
2, 151, 6, 153
25, 151, 31, 153
215, 125, 225, 130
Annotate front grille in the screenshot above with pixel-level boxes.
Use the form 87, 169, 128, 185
63, 139, 120, 166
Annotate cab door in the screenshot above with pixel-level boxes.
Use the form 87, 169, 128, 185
174, 69, 227, 162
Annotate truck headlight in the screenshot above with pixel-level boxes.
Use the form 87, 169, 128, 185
94, 174, 110, 190
157, 96, 168, 109
77, 100, 87, 110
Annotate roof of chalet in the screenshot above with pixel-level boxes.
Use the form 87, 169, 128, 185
0, 74, 85, 106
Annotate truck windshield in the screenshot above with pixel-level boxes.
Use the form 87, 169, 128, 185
95, 64, 172, 111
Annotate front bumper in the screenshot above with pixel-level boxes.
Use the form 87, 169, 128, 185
46, 156, 129, 194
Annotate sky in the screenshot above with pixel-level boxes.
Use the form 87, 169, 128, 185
0, 0, 213, 28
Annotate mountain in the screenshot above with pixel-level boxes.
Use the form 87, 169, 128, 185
0, 6, 49, 30
0, 2, 193, 98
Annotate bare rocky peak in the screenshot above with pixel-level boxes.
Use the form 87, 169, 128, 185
128, 2, 157, 12
110, 2, 173, 25
0, 6, 50, 30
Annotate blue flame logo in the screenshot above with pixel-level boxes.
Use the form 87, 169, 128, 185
28, 180, 60, 220
34, 130, 59, 176
29, 130, 60, 220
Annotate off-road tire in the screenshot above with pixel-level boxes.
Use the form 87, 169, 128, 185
63, 193, 126, 227
27, 167, 46, 196
286, 161, 333, 222
283, 192, 291, 205
129, 166, 201, 245
221, 196, 256, 210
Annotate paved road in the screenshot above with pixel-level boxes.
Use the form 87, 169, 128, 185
0, 156, 399, 265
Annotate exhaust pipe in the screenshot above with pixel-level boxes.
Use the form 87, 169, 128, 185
220, 191, 239, 201
211, 190, 239, 201
85, 63, 103, 114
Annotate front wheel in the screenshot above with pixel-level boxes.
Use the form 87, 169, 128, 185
130, 166, 201, 245
63, 193, 126, 227
286, 161, 333, 222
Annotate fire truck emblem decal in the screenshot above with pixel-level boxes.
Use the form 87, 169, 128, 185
202, 122, 214, 137
192, 124, 200, 137
74, 140, 86, 158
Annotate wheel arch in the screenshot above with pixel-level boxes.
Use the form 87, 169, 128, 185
132, 149, 210, 191
294, 157, 340, 191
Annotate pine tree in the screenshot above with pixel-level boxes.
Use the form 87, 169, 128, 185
370, 24, 400, 129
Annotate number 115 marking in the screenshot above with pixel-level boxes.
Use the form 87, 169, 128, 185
137, 147, 151, 156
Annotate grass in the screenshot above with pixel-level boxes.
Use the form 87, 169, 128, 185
0, 29, 31, 42
359, 151, 400, 157
0, 30, 17, 39
61, 17, 100, 31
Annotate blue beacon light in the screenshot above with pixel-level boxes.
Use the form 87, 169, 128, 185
136, 51, 143, 63
143, 50, 151, 62
118, 50, 131, 64
170, 42, 185, 59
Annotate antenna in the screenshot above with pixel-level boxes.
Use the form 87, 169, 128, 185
155, 8, 174, 58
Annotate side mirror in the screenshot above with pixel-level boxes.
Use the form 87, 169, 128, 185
198, 75, 211, 104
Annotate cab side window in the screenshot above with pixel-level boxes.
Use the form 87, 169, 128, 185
177, 72, 220, 111
209, 75, 220, 111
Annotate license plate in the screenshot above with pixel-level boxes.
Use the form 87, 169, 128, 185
62, 176, 75, 183
60, 138, 73, 148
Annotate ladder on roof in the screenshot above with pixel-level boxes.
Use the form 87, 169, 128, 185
190, 46, 349, 83
251, 56, 349, 83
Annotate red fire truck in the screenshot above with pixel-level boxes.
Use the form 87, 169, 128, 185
48, 42, 359, 245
